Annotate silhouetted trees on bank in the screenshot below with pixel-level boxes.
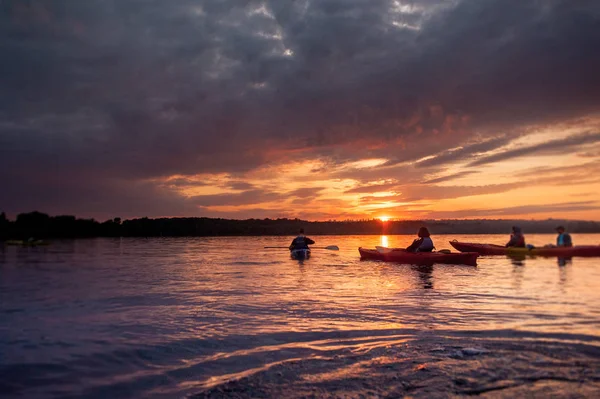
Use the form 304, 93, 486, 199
0, 211, 122, 240
1, 211, 600, 240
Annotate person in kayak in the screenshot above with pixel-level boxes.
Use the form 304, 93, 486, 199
289, 228, 315, 250
555, 226, 573, 247
506, 226, 526, 247
406, 227, 435, 252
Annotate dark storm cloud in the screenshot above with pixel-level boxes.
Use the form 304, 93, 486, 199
2, 0, 600, 216
0, 171, 197, 220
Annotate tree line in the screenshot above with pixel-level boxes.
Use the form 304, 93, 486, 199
1, 211, 600, 240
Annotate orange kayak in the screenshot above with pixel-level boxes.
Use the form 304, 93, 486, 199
450, 241, 600, 257
359, 247, 478, 266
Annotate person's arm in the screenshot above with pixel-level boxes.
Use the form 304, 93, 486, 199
305, 237, 315, 245
289, 238, 296, 250
406, 238, 422, 251
565, 234, 573, 247
506, 235, 516, 247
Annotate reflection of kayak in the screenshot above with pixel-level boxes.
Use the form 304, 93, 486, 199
4, 240, 49, 246
359, 247, 478, 266
450, 241, 600, 257
291, 248, 310, 260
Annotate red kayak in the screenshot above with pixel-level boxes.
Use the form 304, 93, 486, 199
450, 241, 600, 257
359, 247, 478, 266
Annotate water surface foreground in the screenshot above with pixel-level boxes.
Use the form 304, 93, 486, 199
1, 235, 599, 398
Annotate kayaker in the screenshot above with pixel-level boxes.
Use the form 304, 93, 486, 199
506, 226, 526, 247
556, 226, 573, 247
406, 227, 435, 252
289, 228, 315, 250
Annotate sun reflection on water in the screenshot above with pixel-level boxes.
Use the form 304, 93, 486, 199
381, 235, 389, 248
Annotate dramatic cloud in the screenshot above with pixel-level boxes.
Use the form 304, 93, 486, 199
190, 189, 284, 207
1, 0, 600, 219
469, 132, 600, 167
416, 136, 513, 168
344, 181, 400, 195
426, 201, 600, 219
290, 187, 327, 198
421, 171, 479, 184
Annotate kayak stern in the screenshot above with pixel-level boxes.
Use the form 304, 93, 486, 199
291, 248, 311, 260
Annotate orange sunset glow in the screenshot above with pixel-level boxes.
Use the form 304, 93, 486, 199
3, 2, 600, 398
1, 1, 599, 222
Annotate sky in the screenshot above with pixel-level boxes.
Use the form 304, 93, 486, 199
1, 0, 600, 221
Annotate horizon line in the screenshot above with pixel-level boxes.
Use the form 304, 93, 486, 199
3, 211, 600, 224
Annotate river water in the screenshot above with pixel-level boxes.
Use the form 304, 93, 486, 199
1, 234, 600, 398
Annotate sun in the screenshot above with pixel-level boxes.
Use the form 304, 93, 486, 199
378, 216, 390, 222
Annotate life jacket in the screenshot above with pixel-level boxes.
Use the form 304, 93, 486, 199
557, 233, 572, 247
507, 233, 526, 247
514, 234, 525, 247
416, 237, 435, 252
291, 236, 310, 249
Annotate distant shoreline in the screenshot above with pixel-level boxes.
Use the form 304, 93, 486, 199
2, 211, 600, 239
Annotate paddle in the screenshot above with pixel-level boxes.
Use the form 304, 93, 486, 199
264, 245, 339, 251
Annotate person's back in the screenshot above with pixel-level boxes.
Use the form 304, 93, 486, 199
417, 236, 434, 252
506, 226, 526, 248
556, 226, 573, 247
289, 229, 315, 250
406, 227, 435, 252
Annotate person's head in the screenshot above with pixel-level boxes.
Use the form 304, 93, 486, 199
417, 226, 430, 238
299, 228, 305, 235
512, 226, 522, 234
556, 226, 565, 234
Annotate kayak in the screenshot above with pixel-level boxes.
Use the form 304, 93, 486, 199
359, 247, 478, 266
291, 248, 310, 260
449, 241, 600, 257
